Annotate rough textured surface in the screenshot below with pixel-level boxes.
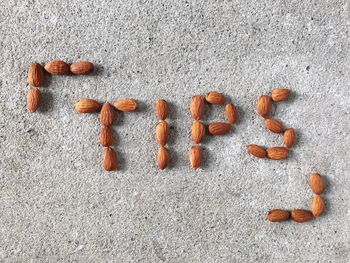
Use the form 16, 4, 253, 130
0, 1, 349, 262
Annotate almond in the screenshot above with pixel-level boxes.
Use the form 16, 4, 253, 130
70, 61, 94, 75
75, 98, 101, 113
267, 209, 290, 222
265, 118, 284, 133
247, 144, 267, 158
157, 146, 169, 170
257, 95, 271, 118
156, 120, 169, 146
155, 99, 169, 120
99, 126, 113, 147
312, 195, 325, 217
27, 87, 41, 112
225, 103, 238, 124
309, 173, 325, 194
99, 102, 116, 126
205, 91, 226, 105
189, 146, 202, 169
208, 122, 231, 135
28, 63, 44, 87
266, 147, 289, 160
44, 60, 70, 75
114, 98, 138, 112
190, 95, 205, 120
272, 88, 290, 102
103, 147, 118, 171
291, 209, 313, 223
192, 120, 206, 144
284, 128, 295, 148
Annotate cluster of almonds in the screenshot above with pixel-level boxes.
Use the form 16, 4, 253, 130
189, 91, 238, 169
155, 99, 170, 170
248, 88, 295, 160
75, 98, 138, 171
27, 60, 94, 112
268, 172, 326, 223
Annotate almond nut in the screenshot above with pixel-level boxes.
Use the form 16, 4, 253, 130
114, 98, 138, 112
28, 63, 44, 87
99, 102, 116, 126
247, 144, 267, 158
272, 88, 290, 102
208, 122, 231, 135
190, 95, 205, 120
267, 209, 290, 222
189, 146, 202, 169
311, 195, 325, 217
70, 61, 94, 75
225, 103, 238, 124
291, 209, 313, 223
99, 126, 113, 147
155, 99, 169, 120
103, 147, 118, 171
257, 95, 271, 118
205, 91, 226, 104
265, 118, 284, 133
156, 120, 169, 146
157, 146, 170, 170
44, 60, 70, 75
75, 98, 101, 113
284, 128, 295, 148
192, 120, 206, 144
27, 87, 41, 112
309, 173, 325, 194
266, 147, 289, 160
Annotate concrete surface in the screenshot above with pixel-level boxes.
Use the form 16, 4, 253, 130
0, 0, 349, 262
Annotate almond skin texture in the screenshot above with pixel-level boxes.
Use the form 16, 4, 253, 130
267, 209, 290, 222
208, 122, 231, 135
28, 63, 44, 87
27, 87, 41, 112
114, 98, 138, 112
99, 126, 113, 147
103, 147, 118, 171
44, 60, 70, 75
291, 209, 313, 223
157, 146, 170, 170
309, 173, 326, 194
265, 118, 284, 133
189, 146, 202, 169
272, 88, 290, 102
192, 120, 206, 144
99, 102, 116, 126
190, 95, 205, 120
247, 144, 267, 158
75, 98, 101, 113
225, 103, 238, 124
284, 128, 295, 148
205, 91, 226, 105
257, 95, 271, 118
155, 99, 169, 120
266, 147, 289, 160
70, 61, 94, 75
156, 121, 169, 146
312, 195, 325, 217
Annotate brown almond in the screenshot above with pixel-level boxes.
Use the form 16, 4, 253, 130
192, 120, 206, 144
28, 63, 44, 87
284, 128, 295, 148
70, 61, 94, 75
189, 146, 202, 169
272, 88, 290, 102
156, 120, 169, 146
265, 118, 284, 133
257, 95, 271, 118
114, 98, 138, 112
312, 195, 325, 217
190, 95, 205, 120
208, 122, 231, 135
99, 102, 116, 126
309, 173, 325, 194
103, 147, 118, 171
44, 60, 70, 75
247, 144, 267, 158
157, 146, 170, 170
27, 87, 41, 112
266, 147, 289, 160
99, 126, 113, 147
225, 103, 238, 124
267, 209, 290, 222
75, 98, 101, 113
291, 209, 313, 223
155, 99, 169, 120
205, 91, 226, 105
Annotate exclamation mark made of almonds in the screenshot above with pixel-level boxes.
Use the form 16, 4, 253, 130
155, 99, 170, 170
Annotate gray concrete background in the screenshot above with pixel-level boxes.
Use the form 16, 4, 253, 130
0, 0, 349, 262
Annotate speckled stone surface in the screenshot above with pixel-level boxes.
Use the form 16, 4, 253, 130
0, 1, 349, 262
